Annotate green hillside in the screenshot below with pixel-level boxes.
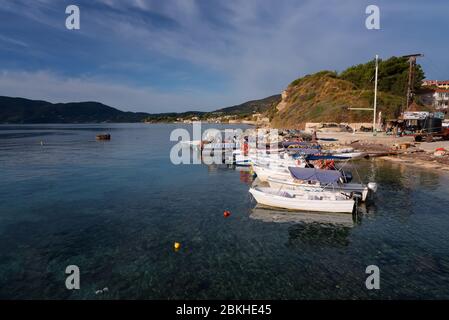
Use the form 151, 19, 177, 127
269, 56, 425, 128
212, 94, 281, 115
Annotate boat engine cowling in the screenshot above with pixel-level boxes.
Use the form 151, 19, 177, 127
351, 192, 363, 202
367, 182, 378, 193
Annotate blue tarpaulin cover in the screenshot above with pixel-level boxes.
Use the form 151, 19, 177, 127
288, 167, 342, 183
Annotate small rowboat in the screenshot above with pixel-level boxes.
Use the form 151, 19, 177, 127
96, 134, 111, 140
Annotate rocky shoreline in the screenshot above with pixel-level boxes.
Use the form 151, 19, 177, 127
316, 131, 449, 172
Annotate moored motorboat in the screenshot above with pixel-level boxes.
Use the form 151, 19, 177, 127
267, 167, 377, 202
249, 186, 355, 213
252, 164, 292, 182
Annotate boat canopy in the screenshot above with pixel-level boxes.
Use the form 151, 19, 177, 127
305, 155, 350, 161
288, 167, 342, 183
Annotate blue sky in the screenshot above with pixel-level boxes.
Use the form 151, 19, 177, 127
0, 0, 448, 112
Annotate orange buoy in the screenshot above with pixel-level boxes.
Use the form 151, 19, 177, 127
174, 242, 181, 251
223, 210, 231, 218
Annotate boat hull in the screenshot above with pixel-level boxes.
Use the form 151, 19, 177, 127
331, 152, 367, 160
249, 188, 355, 213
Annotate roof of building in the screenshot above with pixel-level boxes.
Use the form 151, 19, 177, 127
423, 80, 449, 85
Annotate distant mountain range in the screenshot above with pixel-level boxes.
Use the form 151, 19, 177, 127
0, 96, 150, 123
0, 95, 279, 124
213, 94, 281, 115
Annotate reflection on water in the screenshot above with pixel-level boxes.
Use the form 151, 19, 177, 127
250, 206, 355, 227
250, 206, 354, 249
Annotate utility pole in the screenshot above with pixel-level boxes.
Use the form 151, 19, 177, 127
349, 54, 379, 134
402, 53, 424, 112
373, 54, 378, 132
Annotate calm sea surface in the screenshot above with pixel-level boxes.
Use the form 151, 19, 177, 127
1, 123, 449, 299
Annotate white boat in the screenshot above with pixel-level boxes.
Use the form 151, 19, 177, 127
322, 147, 355, 154
249, 186, 355, 213
331, 152, 367, 160
267, 167, 377, 202
251, 152, 305, 168
321, 147, 367, 160
235, 154, 251, 166
252, 164, 292, 182
268, 176, 376, 201
202, 142, 238, 150
180, 140, 202, 148
230, 149, 251, 166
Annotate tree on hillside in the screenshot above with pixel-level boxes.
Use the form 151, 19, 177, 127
339, 56, 425, 97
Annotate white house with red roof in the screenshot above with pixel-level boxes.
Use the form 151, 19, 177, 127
421, 80, 449, 110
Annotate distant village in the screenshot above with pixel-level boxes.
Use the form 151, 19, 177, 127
174, 113, 270, 125
419, 79, 449, 110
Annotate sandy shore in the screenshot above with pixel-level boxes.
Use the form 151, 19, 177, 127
316, 131, 449, 171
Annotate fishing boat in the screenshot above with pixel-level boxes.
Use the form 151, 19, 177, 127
249, 186, 355, 213
267, 166, 378, 202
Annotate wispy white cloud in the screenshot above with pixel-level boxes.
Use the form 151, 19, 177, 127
0, 34, 28, 47
0, 0, 448, 112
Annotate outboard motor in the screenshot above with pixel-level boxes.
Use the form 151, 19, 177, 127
367, 182, 378, 193
351, 192, 363, 201
351, 191, 362, 214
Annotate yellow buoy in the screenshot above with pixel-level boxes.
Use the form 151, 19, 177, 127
174, 242, 181, 250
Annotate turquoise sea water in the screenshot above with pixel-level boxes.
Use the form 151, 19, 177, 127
1, 123, 449, 299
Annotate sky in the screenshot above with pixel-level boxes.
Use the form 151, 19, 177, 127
0, 0, 448, 113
